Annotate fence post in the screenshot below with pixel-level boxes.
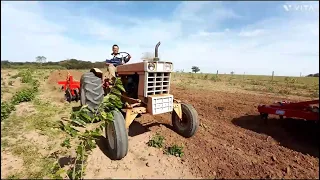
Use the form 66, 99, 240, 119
272, 71, 274, 81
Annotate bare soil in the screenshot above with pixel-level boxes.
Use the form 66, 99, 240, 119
85, 82, 318, 179
55, 70, 319, 179
1, 151, 24, 178
15, 102, 37, 117
47, 70, 83, 88
139, 85, 318, 179
1, 69, 318, 179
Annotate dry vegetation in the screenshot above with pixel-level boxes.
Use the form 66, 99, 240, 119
172, 72, 319, 99
1, 68, 318, 179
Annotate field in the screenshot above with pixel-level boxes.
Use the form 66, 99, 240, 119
1, 68, 319, 179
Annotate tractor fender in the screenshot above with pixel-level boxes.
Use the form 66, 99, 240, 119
90, 68, 103, 78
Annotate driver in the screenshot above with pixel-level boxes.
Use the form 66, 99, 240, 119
106, 44, 131, 83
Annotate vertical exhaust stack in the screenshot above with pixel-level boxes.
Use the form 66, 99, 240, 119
154, 41, 161, 62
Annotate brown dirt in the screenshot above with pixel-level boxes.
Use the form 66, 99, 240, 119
131, 85, 318, 179
1, 151, 24, 179
84, 130, 196, 179
43, 70, 84, 104
2, 69, 318, 179
14, 102, 37, 117
47, 70, 83, 89
49, 70, 318, 179
1, 70, 24, 101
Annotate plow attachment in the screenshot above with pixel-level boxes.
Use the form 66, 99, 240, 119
258, 99, 319, 121
57, 72, 81, 102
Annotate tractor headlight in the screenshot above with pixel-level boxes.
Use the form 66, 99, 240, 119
164, 63, 172, 71
148, 63, 156, 71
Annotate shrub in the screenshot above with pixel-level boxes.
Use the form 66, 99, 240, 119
1, 102, 15, 121
11, 88, 36, 104
210, 75, 221, 82
164, 144, 184, 157
20, 71, 33, 83
147, 133, 165, 148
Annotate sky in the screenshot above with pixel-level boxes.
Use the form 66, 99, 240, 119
1, 1, 319, 76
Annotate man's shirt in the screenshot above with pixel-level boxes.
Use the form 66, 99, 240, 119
106, 53, 123, 67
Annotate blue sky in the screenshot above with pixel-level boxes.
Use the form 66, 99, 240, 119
1, 1, 319, 76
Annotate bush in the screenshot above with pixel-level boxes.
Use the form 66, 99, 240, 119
164, 144, 184, 157
147, 133, 165, 148
31, 80, 40, 92
1, 71, 39, 120
20, 71, 33, 83
11, 70, 33, 83
1, 102, 15, 121
11, 88, 36, 104
210, 75, 221, 82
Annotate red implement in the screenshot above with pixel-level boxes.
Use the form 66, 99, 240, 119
258, 99, 319, 121
57, 72, 80, 102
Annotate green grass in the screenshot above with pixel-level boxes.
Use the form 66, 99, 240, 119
1, 68, 69, 179
9, 142, 64, 179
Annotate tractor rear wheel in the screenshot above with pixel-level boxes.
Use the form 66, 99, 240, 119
80, 72, 104, 113
105, 110, 128, 160
172, 103, 199, 138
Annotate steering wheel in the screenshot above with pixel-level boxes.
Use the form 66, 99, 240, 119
118, 52, 130, 59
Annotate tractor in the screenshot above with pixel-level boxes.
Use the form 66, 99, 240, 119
66, 42, 199, 160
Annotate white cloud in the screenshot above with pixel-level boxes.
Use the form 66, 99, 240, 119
239, 29, 265, 37
1, 1, 319, 76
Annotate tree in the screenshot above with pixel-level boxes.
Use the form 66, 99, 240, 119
191, 66, 200, 73
307, 73, 319, 77
35, 56, 47, 64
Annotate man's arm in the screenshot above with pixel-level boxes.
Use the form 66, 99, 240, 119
123, 54, 131, 64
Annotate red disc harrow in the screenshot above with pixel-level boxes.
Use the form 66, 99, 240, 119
258, 99, 319, 121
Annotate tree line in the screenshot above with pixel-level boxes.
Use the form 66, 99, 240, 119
306, 73, 319, 77
1, 57, 106, 69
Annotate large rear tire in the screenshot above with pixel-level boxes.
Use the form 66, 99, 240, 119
105, 110, 128, 160
80, 72, 104, 113
172, 103, 199, 138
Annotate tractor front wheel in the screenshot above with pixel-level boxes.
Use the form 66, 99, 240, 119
105, 110, 128, 160
172, 103, 199, 138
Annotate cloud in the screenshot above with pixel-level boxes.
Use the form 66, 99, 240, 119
1, 1, 319, 76
238, 29, 265, 37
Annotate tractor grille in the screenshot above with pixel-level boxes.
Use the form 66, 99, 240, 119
146, 72, 170, 96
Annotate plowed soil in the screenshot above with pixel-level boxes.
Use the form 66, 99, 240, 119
54, 70, 318, 179
132, 86, 319, 179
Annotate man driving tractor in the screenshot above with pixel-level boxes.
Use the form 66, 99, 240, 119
106, 44, 131, 83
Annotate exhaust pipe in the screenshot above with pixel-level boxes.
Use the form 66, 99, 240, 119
154, 41, 161, 61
